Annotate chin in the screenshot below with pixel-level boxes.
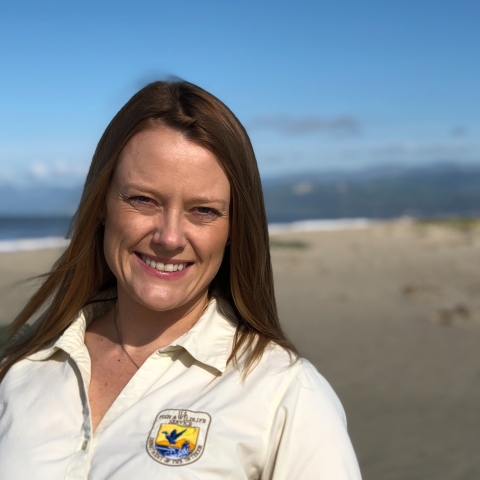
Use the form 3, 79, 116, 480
136, 294, 184, 313
131, 286, 201, 313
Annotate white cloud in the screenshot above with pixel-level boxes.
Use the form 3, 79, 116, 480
28, 160, 89, 184
257, 138, 480, 177
0, 159, 89, 187
30, 162, 50, 179
292, 181, 314, 195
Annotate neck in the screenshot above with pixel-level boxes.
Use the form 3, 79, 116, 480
114, 288, 210, 350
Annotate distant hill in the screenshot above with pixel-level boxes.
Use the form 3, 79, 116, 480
1, 162, 480, 221
263, 162, 480, 223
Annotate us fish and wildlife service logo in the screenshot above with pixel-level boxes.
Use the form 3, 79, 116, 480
146, 409, 211, 466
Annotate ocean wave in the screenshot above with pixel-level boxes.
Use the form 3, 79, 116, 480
0, 237, 71, 253
268, 218, 376, 234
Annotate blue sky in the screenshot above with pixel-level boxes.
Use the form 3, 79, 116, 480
0, 0, 479, 186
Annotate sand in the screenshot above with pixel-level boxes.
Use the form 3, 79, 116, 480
1, 220, 480, 479
0, 249, 63, 331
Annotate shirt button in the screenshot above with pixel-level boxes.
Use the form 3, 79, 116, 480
81, 439, 89, 451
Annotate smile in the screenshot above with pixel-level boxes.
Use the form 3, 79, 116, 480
139, 254, 191, 272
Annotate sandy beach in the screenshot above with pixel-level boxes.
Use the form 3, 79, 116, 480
1, 220, 479, 479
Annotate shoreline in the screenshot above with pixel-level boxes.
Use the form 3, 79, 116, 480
2, 216, 479, 253
0, 217, 383, 254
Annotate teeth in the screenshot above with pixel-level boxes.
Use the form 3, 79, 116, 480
141, 255, 188, 272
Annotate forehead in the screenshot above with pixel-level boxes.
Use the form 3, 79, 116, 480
114, 127, 230, 197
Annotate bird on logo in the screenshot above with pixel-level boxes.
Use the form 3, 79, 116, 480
162, 428, 187, 445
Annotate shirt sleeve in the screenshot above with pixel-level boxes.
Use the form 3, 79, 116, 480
262, 359, 362, 479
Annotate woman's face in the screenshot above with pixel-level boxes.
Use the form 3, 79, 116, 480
103, 126, 230, 314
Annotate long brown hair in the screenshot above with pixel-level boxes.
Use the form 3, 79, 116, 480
0, 80, 297, 381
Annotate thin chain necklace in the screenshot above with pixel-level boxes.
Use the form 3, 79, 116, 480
113, 303, 141, 370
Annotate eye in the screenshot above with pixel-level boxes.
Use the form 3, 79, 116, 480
129, 196, 155, 207
192, 207, 220, 220
197, 207, 214, 214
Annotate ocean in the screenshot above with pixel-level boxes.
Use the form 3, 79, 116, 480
0, 217, 72, 253
0, 215, 376, 253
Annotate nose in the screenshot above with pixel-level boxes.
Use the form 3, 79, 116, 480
151, 210, 187, 251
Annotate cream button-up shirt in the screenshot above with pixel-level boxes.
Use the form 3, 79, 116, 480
0, 298, 361, 479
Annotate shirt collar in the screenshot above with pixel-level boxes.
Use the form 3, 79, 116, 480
26, 299, 113, 361
169, 297, 237, 373
26, 296, 238, 373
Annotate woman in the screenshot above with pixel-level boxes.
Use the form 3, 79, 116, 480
0, 81, 361, 478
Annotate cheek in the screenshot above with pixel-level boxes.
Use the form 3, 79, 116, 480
105, 207, 149, 245
199, 226, 229, 263
103, 211, 150, 273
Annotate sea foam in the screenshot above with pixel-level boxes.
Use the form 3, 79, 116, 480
268, 218, 375, 234
0, 237, 71, 253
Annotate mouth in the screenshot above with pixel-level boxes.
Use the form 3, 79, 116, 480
136, 253, 193, 273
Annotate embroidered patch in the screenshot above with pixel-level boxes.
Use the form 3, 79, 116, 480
146, 409, 211, 466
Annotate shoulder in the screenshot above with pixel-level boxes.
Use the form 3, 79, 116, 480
255, 342, 332, 386
243, 344, 347, 424
254, 346, 362, 478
